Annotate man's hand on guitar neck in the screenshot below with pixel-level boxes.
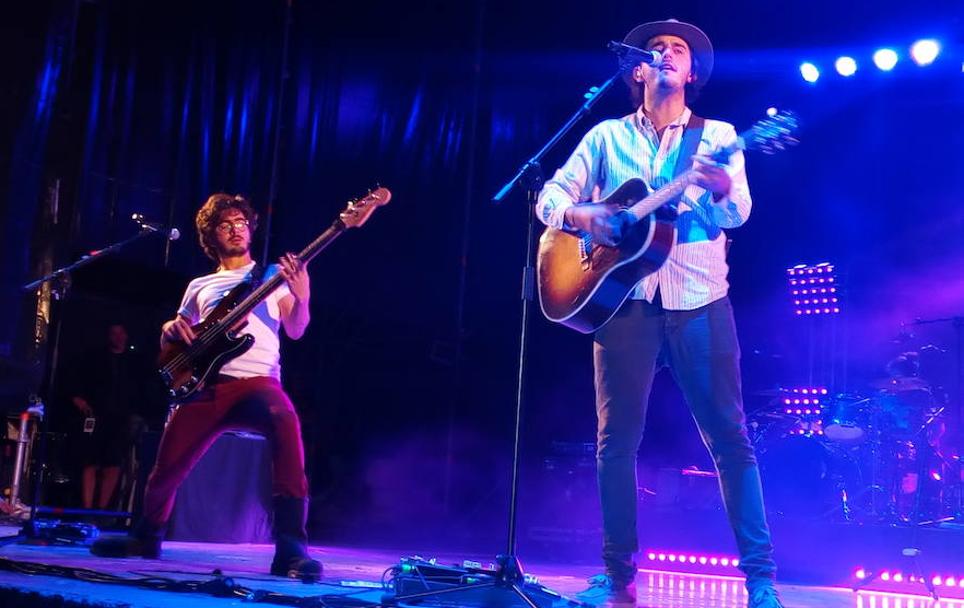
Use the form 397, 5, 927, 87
161, 316, 196, 347
278, 253, 309, 303
564, 204, 636, 247
692, 154, 732, 201
278, 253, 311, 340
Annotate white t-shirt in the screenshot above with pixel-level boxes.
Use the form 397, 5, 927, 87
177, 261, 291, 380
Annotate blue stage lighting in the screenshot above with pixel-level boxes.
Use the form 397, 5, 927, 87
910, 39, 940, 66
872, 48, 899, 71
800, 62, 820, 83
766, 107, 778, 117
835, 56, 857, 77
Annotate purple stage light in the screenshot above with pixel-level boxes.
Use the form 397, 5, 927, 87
789, 262, 842, 314
851, 567, 964, 599
644, 549, 744, 576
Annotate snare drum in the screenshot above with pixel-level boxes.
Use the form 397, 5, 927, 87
824, 394, 875, 445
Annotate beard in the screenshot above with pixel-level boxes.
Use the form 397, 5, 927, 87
216, 240, 249, 258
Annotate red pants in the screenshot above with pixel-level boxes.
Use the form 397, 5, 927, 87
142, 376, 309, 527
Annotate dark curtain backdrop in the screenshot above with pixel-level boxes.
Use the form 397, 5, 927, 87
2, 0, 963, 551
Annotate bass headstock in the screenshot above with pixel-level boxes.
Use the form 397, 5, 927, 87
340, 186, 391, 229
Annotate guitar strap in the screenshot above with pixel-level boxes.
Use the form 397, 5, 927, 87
248, 261, 265, 289
217, 262, 263, 307
666, 113, 705, 213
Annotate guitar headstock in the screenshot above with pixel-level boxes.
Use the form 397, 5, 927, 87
340, 186, 391, 228
742, 111, 800, 155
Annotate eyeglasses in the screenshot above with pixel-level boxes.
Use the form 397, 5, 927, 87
216, 219, 250, 233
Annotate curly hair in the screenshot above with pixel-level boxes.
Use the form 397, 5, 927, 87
195, 193, 259, 261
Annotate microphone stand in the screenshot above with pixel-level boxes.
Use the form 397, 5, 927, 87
0, 227, 173, 546
384, 66, 624, 608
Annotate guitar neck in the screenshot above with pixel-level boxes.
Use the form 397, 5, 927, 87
624, 172, 694, 220
624, 138, 743, 221
219, 219, 346, 328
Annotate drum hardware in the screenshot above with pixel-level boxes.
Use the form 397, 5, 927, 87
1, 399, 43, 518
753, 382, 955, 525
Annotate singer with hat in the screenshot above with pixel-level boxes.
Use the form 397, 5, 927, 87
536, 19, 783, 608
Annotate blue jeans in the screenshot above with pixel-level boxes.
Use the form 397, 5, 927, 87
593, 297, 776, 586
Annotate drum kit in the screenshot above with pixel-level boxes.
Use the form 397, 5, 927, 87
752, 350, 962, 526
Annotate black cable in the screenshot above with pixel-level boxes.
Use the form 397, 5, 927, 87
0, 557, 385, 607
133, 567, 387, 594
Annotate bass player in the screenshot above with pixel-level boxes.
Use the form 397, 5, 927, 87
90, 193, 321, 580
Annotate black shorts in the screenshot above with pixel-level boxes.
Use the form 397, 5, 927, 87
77, 420, 131, 467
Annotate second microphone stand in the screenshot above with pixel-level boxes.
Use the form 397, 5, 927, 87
385, 66, 624, 608
0, 226, 174, 546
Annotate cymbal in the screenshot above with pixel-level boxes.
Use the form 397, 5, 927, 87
868, 376, 930, 391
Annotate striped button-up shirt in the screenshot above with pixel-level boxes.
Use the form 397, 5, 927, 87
536, 106, 751, 311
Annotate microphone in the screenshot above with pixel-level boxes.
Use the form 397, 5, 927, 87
132, 213, 180, 240
608, 41, 662, 68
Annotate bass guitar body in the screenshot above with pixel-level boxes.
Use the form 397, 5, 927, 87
157, 282, 255, 401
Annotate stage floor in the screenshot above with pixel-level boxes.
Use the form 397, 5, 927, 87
0, 530, 959, 607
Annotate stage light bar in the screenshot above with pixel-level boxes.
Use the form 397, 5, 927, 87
646, 550, 740, 575
835, 56, 857, 77
800, 62, 820, 83
910, 39, 940, 66
873, 48, 899, 71
787, 262, 841, 315
853, 566, 964, 600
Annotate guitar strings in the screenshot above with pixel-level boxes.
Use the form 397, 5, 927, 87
159, 272, 286, 380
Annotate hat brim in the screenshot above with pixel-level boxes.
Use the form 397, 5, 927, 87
622, 20, 714, 89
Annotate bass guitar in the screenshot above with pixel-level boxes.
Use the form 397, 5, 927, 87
158, 187, 391, 401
